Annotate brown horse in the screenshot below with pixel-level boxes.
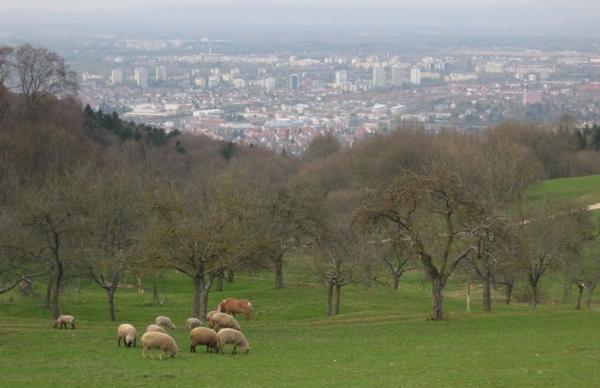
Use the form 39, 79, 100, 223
217, 298, 253, 321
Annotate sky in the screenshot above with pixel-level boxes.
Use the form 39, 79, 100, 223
0, 0, 594, 11
0, 0, 598, 34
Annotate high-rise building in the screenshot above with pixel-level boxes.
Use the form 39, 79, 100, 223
134, 67, 149, 88
372, 65, 385, 87
289, 74, 300, 90
111, 68, 123, 85
410, 67, 421, 86
155, 66, 167, 82
391, 65, 407, 86
335, 70, 347, 86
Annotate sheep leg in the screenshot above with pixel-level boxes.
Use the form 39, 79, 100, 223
118, 337, 121, 347
190, 345, 195, 353
134, 338, 136, 348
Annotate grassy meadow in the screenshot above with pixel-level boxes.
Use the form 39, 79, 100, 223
1, 271, 600, 387
526, 174, 600, 205
2, 175, 600, 387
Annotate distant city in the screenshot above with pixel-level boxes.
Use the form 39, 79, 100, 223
54, 36, 600, 154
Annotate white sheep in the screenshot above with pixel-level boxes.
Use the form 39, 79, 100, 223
155, 315, 176, 330
146, 324, 166, 333
53, 315, 75, 329
117, 323, 137, 347
189, 327, 218, 353
216, 328, 250, 354
186, 317, 202, 331
208, 312, 241, 331
141, 331, 178, 359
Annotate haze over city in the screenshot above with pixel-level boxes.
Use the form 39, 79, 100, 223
1, 0, 599, 33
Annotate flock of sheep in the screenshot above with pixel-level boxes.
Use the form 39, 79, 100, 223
53, 298, 253, 359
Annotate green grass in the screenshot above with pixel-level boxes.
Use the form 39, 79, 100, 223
1, 272, 600, 387
527, 174, 600, 206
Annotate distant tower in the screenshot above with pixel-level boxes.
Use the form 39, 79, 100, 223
134, 67, 149, 88
111, 68, 123, 85
410, 67, 421, 86
155, 66, 167, 82
335, 70, 347, 86
289, 74, 300, 90
372, 65, 385, 87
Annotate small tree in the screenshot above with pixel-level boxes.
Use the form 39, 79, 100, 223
380, 240, 414, 290
81, 165, 145, 321
511, 202, 586, 308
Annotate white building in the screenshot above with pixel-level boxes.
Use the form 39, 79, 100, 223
372, 65, 385, 87
155, 66, 167, 82
111, 68, 123, 85
335, 70, 347, 86
391, 65, 407, 86
208, 75, 220, 89
134, 67, 149, 88
410, 67, 421, 86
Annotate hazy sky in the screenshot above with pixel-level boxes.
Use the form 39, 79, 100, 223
0, 0, 595, 11
0, 0, 598, 33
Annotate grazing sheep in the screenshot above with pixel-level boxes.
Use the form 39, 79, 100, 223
216, 328, 250, 354
189, 327, 218, 353
117, 323, 137, 348
206, 310, 219, 321
141, 331, 178, 359
53, 315, 76, 329
218, 298, 253, 320
155, 316, 176, 330
208, 312, 241, 332
186, 317, 202, 331
146, 324, 166, 334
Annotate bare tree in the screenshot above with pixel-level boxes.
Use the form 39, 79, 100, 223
144, 175, 251, 320
511, 202, 586, 308
380, 240, 414, 290
361, 171, 476, 320
14, 44, 77, 118
81, 164, 145, 321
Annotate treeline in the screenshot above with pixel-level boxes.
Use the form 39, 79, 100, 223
1, 44, 600, 322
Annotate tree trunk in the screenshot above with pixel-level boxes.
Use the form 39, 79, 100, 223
505, 283, 513, 305
586, 286, 595, 310
334, 284, 341, 315
226, 269, 235, 283
482, 275, 492, 312
192, 274, 203, 319
529, 278, 539, 308
326, 281, 334, 316
431, 278, 445, 320
200, 281, 211, 321
106, 287, 117, 321
274, 253, 284, 289
393, 274, 401, 290
575, 284, 584, 310
216, 272, 224, 292
51, 260, 64, 319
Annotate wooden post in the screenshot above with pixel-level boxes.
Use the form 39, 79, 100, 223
466, 281, 471, 313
